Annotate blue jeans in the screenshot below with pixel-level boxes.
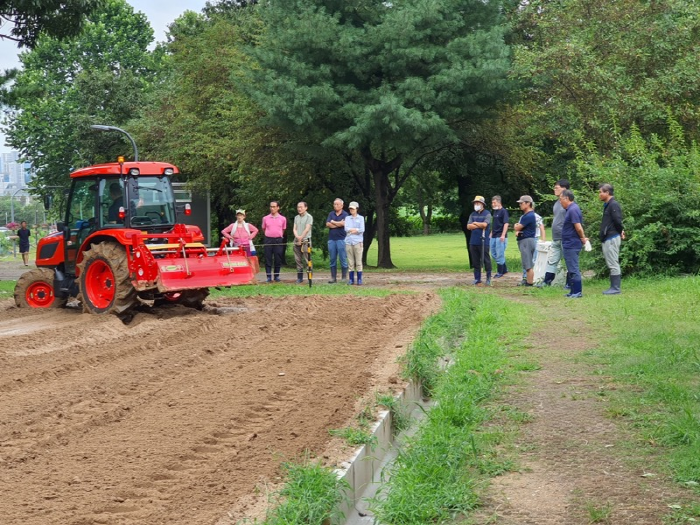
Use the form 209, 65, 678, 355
563, 246, 582, 294
328, 239, 348, 271
490, 237, 507, 265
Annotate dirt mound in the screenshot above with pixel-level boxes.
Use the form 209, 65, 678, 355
0, 293, 436, 525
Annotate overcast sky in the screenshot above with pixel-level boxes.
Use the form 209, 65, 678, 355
0, 0, 207, 151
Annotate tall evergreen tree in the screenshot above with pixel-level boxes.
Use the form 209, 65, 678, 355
249, 0, 511, 267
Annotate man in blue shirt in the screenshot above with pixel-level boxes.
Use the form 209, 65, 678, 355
560, 190, 590, 298
514, 195, 537, 286
490, 195, 509, 278
466, 196, 492, 285
326, 198, 349, 283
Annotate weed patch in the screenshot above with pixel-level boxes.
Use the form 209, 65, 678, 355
371, 289, 530, 524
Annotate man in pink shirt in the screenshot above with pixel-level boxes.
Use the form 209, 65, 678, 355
261, 200, 287, 282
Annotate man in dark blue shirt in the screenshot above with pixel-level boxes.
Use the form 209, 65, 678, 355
490, 195, 510, 278
326, 198, 349, 283
514, 195, 537, 286
560, 190, 590, 298
17, 221, 31, 266
466, 196, 492, 285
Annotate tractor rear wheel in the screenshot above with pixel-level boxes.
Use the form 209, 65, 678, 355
14, 268, 66, 309
78, 242, 136, 314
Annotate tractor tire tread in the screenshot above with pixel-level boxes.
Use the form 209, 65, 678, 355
14, 268, 66, 309
78, 242, 136, 314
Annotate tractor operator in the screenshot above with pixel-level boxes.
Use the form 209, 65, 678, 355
107, 183, 124, 224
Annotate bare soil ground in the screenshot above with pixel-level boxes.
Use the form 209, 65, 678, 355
0, 292, 437, 525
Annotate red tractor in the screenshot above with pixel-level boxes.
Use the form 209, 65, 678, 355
14, 156, 258, 314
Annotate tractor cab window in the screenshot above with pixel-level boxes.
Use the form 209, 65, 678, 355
125, 176, 176, 228
67, 179, 98, 234
66, 179, 98, 253
98, 179, 126, 227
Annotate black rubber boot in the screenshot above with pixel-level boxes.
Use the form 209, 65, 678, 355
328, 267, 337, 283
296, 272, 303, 284
603, 274, 621, 295
543, 272, 555, 286
341, 267, 348, 283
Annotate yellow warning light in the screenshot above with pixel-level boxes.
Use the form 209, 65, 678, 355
117, 156, 125, 164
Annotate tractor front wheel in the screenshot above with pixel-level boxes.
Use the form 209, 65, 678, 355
14, 268, 66, 309
78, 242, 136, 314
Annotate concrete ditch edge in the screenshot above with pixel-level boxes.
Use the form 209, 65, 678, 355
334, 379, 430, 525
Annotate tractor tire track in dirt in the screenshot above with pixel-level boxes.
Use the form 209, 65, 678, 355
0, 293, 437, 525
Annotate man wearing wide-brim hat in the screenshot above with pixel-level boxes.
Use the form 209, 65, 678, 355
466, 195, 493, 285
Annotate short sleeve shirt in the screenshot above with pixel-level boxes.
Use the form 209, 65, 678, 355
467, 209, 492, 245
262, 214, 286, 238
517, 210, 536, 240
294, 213, 313, 241
491, 208, 509, 237
327, 210, 349, 241
561, 203, 584, 249
551, 200, 566, 241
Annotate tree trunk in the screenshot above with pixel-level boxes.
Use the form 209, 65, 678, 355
373, 170, 395, 268
361, 210, 375, 266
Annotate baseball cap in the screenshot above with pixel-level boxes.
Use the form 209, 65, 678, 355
516, 195, 533, 204
472, 195, 486, 204
348, 201, 359, 209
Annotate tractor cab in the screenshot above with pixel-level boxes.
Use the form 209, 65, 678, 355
58, 162, 182, 276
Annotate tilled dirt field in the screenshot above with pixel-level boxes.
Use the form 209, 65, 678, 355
0, 292, 437, 525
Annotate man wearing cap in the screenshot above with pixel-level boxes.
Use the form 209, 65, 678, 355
344, 201, 365, 285
326, 198, 349, 283
541, 179, 570, 287
222, 209, 259, 255
490, 195, 509, 278
262, 200, 287, 282
466, 196, 492, 285
560, 189, 589, 298
598, 183, 625, 295
514, 195, 537, 286
293, 201, 313, 284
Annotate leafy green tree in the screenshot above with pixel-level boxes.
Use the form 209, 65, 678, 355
513, 0, 700, 155
0, 0, 103, 48
249, 0, 512, 267
1, 0, 161, 192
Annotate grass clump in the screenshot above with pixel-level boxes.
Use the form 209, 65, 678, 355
328, 427, 376, 447
263, 460, 347, 525
371, 289, 530, 524
578, 276, 700, 487
376, 392, 411, 434
0, 280, 14, 297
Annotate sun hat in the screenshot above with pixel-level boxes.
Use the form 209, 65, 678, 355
348, 201, 359, 209
472, 195, 486, 204
516, 195, 533, 204
235, 209, 246, 216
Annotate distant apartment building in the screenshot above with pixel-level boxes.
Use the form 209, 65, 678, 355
0, 151, 34, 196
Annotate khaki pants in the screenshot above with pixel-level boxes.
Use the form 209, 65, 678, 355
293, 241, 310, 272
602, 236, 621, 276
346, 243, 363, 272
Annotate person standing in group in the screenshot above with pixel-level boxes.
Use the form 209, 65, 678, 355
344, 201, 365, 285
293, 201, 313, 284
522, 205, 547, 282
490, 196, 509, 278
560, 190, 589, 298
261, 201, 287, 282
17, 221, 31, 266
598, 183, 625, 295
222, 209, 258, 255
466, 196, 492, 286
541, 179, 570, 287
514, 195, 537, 287
326, 198, 349, 283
